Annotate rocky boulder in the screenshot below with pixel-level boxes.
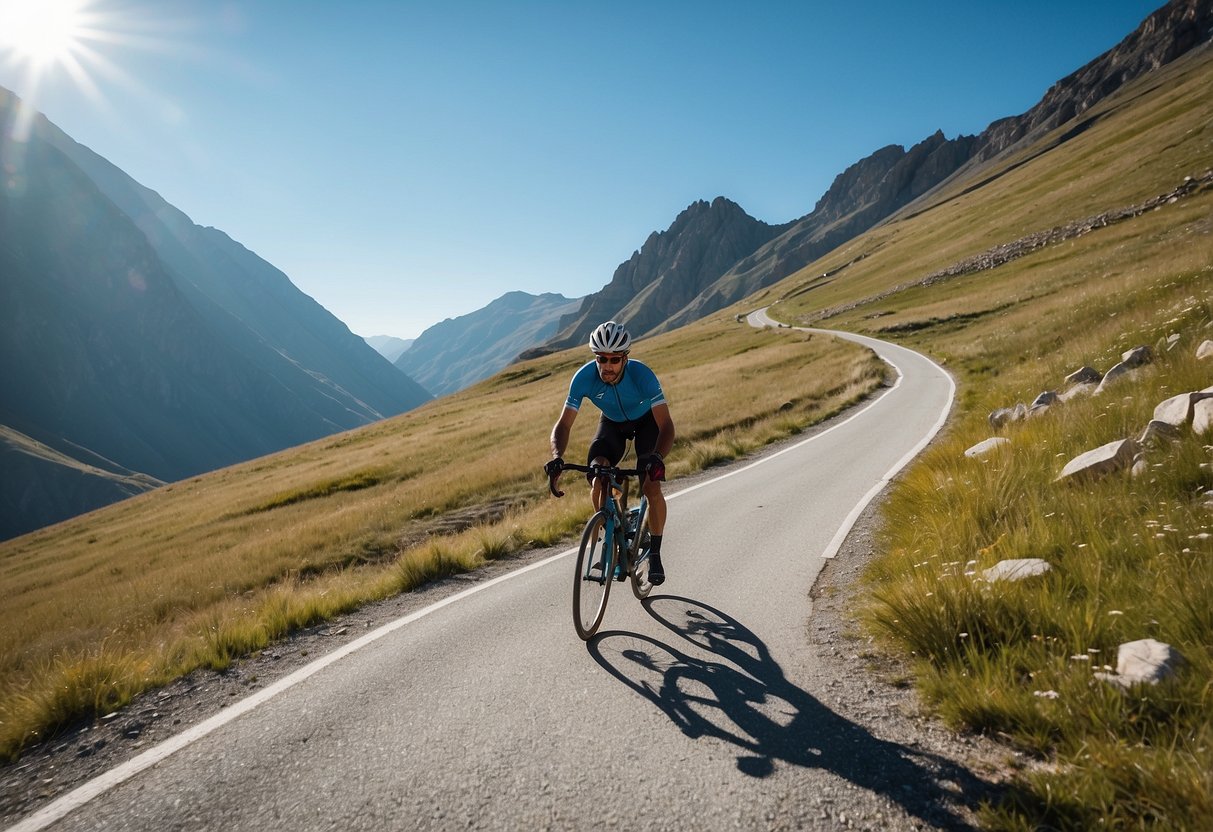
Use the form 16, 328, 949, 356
1056, 439, 1140, 482
1095, 639, 1185, 689
982, 558, 1052, 582
965, 437, 1011, 458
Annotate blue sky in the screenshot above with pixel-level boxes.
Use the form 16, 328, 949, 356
1, 1, 1167, 339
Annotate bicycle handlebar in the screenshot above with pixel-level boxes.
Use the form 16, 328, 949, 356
547, 462, 643, 498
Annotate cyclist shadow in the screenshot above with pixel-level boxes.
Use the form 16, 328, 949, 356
587, 596, 996, 829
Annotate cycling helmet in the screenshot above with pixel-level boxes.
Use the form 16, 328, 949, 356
588, 320, 631, 354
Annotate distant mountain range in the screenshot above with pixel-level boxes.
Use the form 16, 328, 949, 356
364, 335, 414, 363
395, 291, 579, 396
0, 90, 431, 540
4, 0, 1208, 540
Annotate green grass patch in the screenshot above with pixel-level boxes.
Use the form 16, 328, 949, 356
248, 467, 393, 513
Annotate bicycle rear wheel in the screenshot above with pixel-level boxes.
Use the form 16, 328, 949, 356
573, 511, 615, 640
628, 502, 653, 600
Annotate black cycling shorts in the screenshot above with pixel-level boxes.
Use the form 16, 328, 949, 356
587, 409, 659, 477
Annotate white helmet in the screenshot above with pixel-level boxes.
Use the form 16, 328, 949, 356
588, 320, 631, 354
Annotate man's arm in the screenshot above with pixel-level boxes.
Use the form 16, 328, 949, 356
651, 402, 675, 458
550, 406, 578, 459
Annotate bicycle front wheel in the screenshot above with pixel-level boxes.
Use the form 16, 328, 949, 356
573, 511, 615, 640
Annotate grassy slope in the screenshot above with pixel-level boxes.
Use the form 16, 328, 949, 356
760, 45, 1213, 830
0, 318, 885, 758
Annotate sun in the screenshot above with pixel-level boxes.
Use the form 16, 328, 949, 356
0, 0, 88, 67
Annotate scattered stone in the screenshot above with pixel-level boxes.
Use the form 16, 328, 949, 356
1065, 366, 1102, 385
1131, 453, 1149, 478
1120, 345, 1153, 368
1096, 361, 1135, 394
989, 403, 1027, 429
1028, 391, 1057, 418
1197, 339, 1213, 360
1056, 438, 1139, 482
1153, 391, 1213, 428
965, 437, 1011, 458
1059, 382, 1098, 402
981, 558, 1052, 582
1095, 639, 1184, 688
1194, 391, 1213, 436
1138, 420, 1182, 447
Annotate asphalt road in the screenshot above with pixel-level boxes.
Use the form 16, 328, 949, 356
11, 318, 956, 832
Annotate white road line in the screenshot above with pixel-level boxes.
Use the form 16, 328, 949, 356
6, 321, 952, 832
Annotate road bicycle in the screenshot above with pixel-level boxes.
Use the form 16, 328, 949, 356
548, 461, 654, 640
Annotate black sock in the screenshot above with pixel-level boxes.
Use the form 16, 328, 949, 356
649, 535, 662, 555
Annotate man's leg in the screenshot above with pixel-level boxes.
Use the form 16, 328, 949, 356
642, 476, 665, 535
641, 476, 666, 584
590, 455, 612, 512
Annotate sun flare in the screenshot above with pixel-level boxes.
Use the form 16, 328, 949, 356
0, 0, 88, 67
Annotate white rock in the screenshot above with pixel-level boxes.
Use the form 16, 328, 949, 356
1065, 366, 1102, 385
1195, 392, 1213, 436
1059, 383, 1098, 402
1056, 439, 1139, 482
1153, 390, 1213, 428
965, 437, 1011, 458
1139, 420, 1182, 446
1096, 362, 1134, 394
982, 558, 1052, 582
1196, 339, 1213, 360
1097, 638, 1185, 688
1120, 345, 1153, 367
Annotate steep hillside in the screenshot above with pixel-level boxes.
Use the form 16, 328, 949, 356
396, 291, 579, 396
43, 120, 431, 423
0, 89, 431, 539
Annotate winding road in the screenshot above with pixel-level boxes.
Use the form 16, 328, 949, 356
10, 315, 958, 831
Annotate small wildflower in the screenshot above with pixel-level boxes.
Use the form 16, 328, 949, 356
1070, 655, 1090, 662
1033, 690, 1060, 699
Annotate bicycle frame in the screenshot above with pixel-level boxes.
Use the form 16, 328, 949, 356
552, 461, 654, 639
555, 464, 648, 576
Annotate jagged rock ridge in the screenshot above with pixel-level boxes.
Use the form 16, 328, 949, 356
541, 197, 790, 352
547, 0, 1213, 344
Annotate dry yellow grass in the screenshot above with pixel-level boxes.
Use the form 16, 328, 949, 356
0, 319, 884, 756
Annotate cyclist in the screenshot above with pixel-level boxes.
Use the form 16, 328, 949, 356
545, 321, 675, 584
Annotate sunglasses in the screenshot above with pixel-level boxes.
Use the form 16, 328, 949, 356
595, 354, 625, 365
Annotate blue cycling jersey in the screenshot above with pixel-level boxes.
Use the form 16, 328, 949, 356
564, 359, 666, 423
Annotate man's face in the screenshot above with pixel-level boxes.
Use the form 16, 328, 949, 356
594, 352, 627, 384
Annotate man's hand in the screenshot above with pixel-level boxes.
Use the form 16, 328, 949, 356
545, 457, 565, 497
641, 452, 665, 482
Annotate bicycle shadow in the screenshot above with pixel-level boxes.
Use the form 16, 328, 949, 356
587, 596, 997, 830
